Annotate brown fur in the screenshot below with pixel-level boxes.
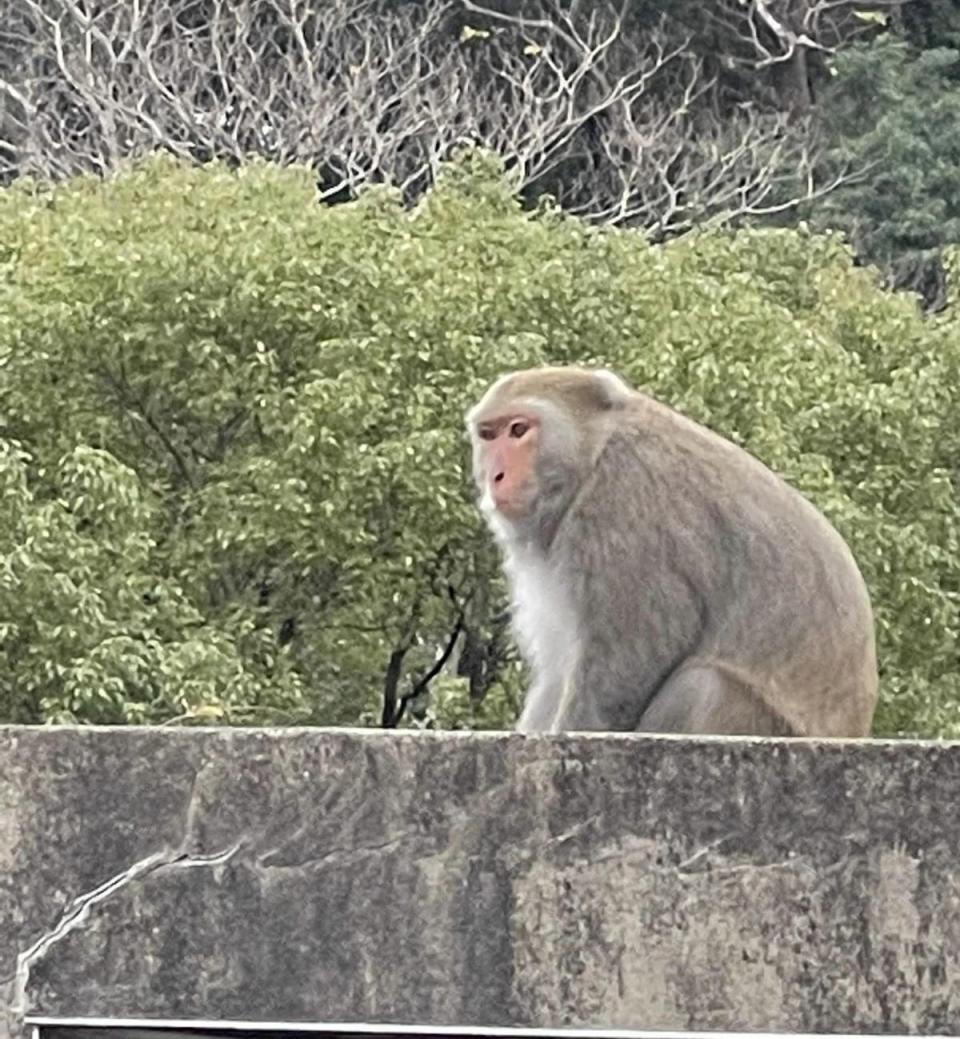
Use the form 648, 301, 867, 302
466, 366, 879, 737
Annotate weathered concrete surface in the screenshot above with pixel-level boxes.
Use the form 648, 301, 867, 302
2, 727, 959, 1037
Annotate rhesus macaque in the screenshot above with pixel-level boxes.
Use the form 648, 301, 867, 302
466, 366, 878, 737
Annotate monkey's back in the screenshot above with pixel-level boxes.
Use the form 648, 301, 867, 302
565, 393, 878, 736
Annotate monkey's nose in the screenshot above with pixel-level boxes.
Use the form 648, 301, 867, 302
493, 470, 505, 484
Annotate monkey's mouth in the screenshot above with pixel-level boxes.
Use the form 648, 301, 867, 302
479, 481, 525, 518
493, 500, 524, 521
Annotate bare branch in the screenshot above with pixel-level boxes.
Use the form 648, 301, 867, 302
0, 0, 861, 237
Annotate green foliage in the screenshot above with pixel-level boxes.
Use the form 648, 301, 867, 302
897, 0, 960, 55
0, 439, 305, 723
811, 35, 960, 305
1, 152, 959, 736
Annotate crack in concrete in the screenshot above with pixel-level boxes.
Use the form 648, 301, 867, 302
257, 832, 409, 871
6, 840, 242, 1036
675, 833, 736, 873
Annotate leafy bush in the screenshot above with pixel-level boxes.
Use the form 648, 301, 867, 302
0, 440, 305, 724
1, 151, 958, 736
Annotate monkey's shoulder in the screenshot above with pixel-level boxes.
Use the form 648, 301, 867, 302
591, 406, 733, 481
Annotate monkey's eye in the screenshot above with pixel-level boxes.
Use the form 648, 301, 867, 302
478, 427, 496, 441
509, 421, 529, 439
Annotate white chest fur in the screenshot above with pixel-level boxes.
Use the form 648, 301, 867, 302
503, 545, 580, 716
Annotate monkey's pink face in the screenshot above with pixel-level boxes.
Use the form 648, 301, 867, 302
474, 412, 541, 518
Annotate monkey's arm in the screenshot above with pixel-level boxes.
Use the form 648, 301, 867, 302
516, 677, 567, 732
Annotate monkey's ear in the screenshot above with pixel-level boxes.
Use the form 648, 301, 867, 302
593, 368, 633, 410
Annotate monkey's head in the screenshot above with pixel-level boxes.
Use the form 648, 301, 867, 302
465, 365, 634, 546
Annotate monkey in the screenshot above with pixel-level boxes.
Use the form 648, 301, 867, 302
465, 365, 878, 737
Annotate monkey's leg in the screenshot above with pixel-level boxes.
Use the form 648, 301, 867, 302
546, 661, 641, 731
636, 663, 797, 737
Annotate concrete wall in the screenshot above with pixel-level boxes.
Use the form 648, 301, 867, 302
2, 726, 959, 1038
